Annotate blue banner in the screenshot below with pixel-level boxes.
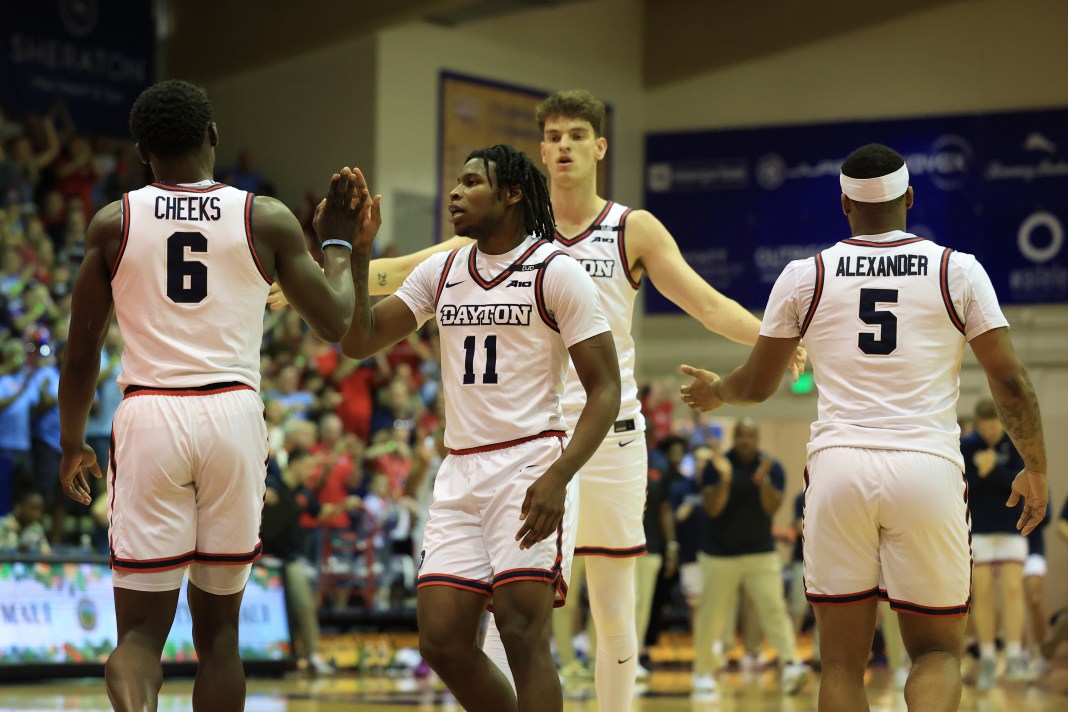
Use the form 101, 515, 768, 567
644, 108, 1068, 311
0, 0, 155, 135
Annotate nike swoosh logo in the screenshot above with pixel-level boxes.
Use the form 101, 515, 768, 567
617, 656, 633, 664
619, 440, 635, 447
445, 280, 465, 288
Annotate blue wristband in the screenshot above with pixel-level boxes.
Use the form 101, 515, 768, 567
321, 239, 353, 251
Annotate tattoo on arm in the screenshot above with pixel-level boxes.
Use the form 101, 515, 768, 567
995, 370, 1046, 471
377, 272, 387, 287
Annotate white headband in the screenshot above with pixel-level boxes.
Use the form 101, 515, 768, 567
840, 163, 910, 203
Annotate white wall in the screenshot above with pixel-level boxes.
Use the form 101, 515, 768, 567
204, 36, 378, 207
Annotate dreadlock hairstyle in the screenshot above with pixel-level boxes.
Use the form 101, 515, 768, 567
465, 144, 555, 241
129, 79, 213, 158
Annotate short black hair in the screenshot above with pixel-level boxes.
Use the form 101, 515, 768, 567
129, 80, 213, 158
465, 144, 555, 240
840, 143, 906, 179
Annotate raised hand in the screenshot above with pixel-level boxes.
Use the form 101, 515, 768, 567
313, 167, 367, 247
313, 167, 381, 251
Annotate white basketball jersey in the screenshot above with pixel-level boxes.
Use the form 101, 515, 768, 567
112, 181, 272, 390
394, 236, 609, 451
761, 230, 1008, 469
556, 201, 641, 428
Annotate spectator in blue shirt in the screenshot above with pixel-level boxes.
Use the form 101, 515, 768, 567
0, 338, 38, 512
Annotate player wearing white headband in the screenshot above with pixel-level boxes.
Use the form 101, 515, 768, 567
680, 143, 1047, 711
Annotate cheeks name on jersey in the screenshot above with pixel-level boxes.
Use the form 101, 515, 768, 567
154, 195, 222, 221
439, 303, 532, 326
579, 258, 615, 278
835, 254, 929, 278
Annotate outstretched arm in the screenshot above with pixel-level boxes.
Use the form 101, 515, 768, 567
680, 335, 800, 412
261, 169, 364, 342
630, 210, 806, 377
266, 236, 473, 308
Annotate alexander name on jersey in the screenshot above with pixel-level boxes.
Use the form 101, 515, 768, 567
835, 253, 929, 278
439, 303, 533, 326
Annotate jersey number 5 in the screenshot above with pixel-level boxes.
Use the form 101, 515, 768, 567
167, 231, 207, 303
462, 335, 499, 385
858, 288, 898, 355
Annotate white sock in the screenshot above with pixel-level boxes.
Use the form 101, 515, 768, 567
482, 615, 517, 692
980, 642, 997, 661
587, 557, 639, 709
1005, 641, 1022, 659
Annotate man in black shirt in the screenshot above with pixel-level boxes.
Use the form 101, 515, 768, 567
690, 419, 808, 695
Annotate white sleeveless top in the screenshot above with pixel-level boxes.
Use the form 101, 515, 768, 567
112, 181, 272, 390
761, 230, 1008, 469
394, 236, 609, 451
555, 201, 642, 429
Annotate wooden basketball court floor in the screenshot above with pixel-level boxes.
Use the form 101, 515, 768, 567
1, 667, 1064, 711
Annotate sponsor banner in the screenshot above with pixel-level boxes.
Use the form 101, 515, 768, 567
644, 108, 1068, 310
0, 559, 290, 664
0, 0, 154, 134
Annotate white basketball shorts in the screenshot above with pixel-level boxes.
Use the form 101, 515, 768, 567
574, 419, 647, 557
972, 532, 1028, 566
417, 433, 577, 607
108, 384, 268, 595
804, 447, 970, 617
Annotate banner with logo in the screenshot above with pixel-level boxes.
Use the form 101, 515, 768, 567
0, 560, 290, 664
644, 108, 1068, 311
0, 0, 155, 135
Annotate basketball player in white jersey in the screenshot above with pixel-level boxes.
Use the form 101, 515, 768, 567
268, 89, 804, 703
57, 80, 363, 712
339, 144, 620, 712
680, 143, 1048, 712
483, 89, 805, 706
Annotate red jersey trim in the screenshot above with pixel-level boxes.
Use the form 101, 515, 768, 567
841, 236, 927, 248
939, 248, 966, 335
244, 193, 271, 285
575, 544, 647, 558
616, 208, 640, 290
433, 249, 461, 309
150, 182, 229, 193
533, 250, 567, 332
467, 239, 548, 290
555, 201, 614, 246
878, 589, 970, 617
111, 193, 132, 278
799, 253, 825, 337
124, 383, 254, 399
448, 430, 565, 456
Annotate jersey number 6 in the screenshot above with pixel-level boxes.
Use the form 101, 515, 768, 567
166, 231, 208, 304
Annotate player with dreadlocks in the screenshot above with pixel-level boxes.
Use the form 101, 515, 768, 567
339, 144, 620, 712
